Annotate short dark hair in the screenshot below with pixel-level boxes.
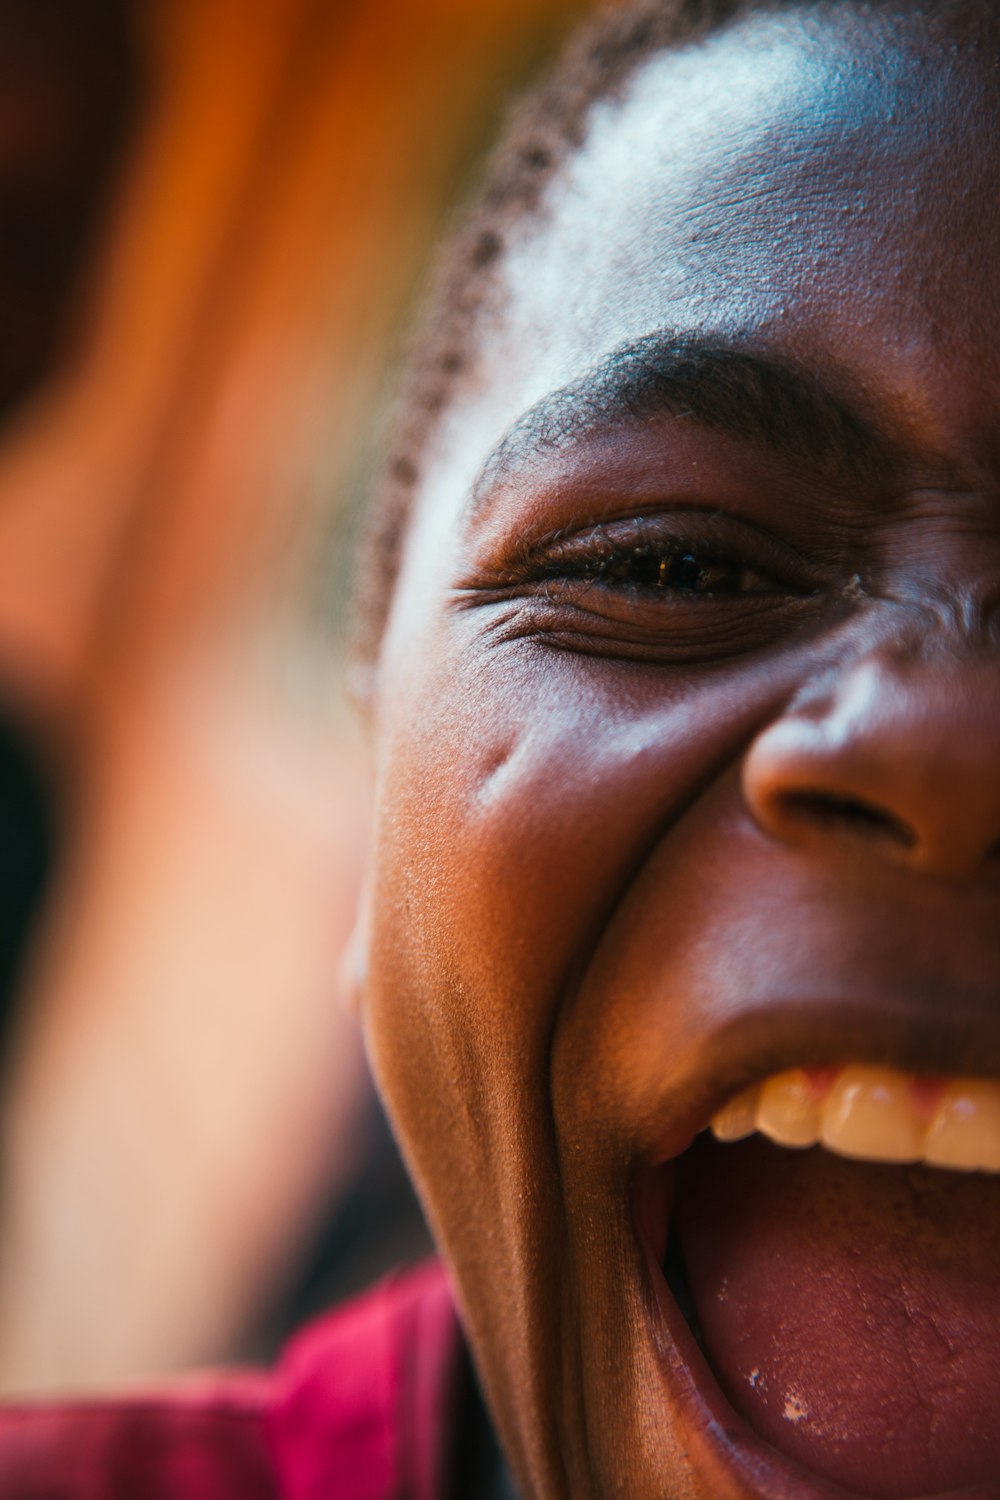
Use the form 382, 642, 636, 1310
350, 0, 871, 670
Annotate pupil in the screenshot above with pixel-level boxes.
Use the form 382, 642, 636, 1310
664, 552, 702, 591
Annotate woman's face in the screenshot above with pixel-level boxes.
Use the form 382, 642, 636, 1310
363, 6, 1000, 1498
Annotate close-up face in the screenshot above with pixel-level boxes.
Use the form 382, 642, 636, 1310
363, 5, 1000, 1498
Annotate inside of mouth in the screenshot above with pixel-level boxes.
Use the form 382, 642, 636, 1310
667, 1134, 1000, 1500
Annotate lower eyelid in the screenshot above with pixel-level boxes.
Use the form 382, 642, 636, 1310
473, 590, 826, 666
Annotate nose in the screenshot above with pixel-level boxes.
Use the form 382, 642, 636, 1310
743, 650, 1000, 879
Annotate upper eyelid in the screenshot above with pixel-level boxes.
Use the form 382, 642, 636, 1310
533, 504, 800, 545
504, 507, 820, 583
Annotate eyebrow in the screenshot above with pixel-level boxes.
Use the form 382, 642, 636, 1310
470, 331, 897, 509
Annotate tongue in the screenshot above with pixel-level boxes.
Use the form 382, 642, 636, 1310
673, 1135, 1000, 1499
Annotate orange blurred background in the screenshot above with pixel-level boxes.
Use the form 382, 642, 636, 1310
0, 0, 595, 1394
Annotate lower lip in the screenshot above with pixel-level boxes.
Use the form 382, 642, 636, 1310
630, 1156, 1000, 1500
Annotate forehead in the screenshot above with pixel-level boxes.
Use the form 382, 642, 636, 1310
404, 2, 1000, 559
497, 6, 995, 364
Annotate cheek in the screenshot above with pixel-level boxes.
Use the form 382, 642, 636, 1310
363, 623, 810, 1164
361, 613, 829, 1459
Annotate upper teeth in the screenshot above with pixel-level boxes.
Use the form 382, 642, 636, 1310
709, 1065, 1000, 1173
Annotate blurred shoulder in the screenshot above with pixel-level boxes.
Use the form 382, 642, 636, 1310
0, 1261, 461, 1500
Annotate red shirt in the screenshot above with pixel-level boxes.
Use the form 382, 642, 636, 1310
0, 1262, 465, 1500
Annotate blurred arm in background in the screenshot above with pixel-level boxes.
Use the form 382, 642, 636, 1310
0, 0, 590, 1394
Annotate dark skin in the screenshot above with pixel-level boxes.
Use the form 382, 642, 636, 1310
359, 5, 1000, 1498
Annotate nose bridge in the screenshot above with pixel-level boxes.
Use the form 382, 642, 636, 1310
743, 629, 1000, 878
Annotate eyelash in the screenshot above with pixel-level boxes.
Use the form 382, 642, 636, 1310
514, 513, 814, 601
544, 540, 775, 597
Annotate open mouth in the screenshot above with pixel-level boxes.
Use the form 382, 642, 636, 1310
637, 1065, 1000, 1500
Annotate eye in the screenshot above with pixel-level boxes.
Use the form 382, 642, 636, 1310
460, 509, 829, 664
526, 513, 811, 602
576, 541, 778, 597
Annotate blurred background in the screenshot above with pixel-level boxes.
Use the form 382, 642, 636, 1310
0, 0, 595, 1395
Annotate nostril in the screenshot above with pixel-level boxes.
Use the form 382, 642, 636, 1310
775, 789, 917, 850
